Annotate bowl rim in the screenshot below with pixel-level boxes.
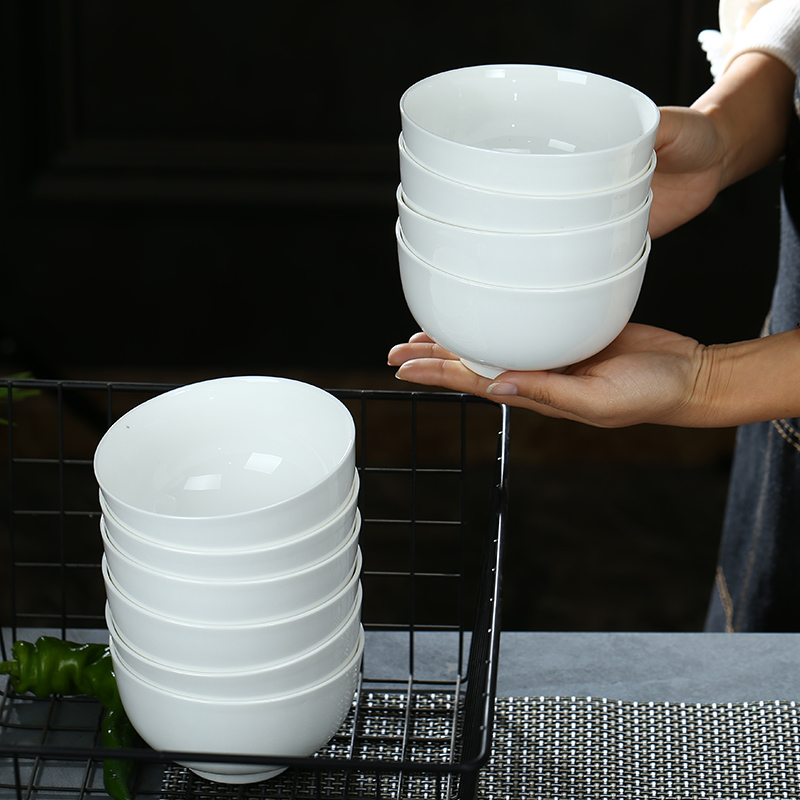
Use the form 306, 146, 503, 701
396, 218, 652, 292
396, 183, 653, 238
101, 506, 362, 580
399, 220, 648, 289
99, 471, 360, 555
398, 133, 658, 199
101, 511, 362, 586
94, 376, 356, 524
110, 627, 365, 704
399, 64, 660, 160
106, 594, 363, 678
101, 548, 364, 630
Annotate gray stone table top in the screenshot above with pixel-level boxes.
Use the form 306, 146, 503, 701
362, 630, 800, 703
495, 630, 800, 702
5, 627, 800, 703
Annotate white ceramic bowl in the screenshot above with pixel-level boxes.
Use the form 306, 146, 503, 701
111, 629, 364, 783
100, 474, 359, 581
94, 377, 356, 550
397, 220, 650, 377
399, 134, 656, 233
397, 185, 651, 288
400, 64, 659, 195
102, 553, 362, 671
102, 516, 360, 624
107, 595, 362, 699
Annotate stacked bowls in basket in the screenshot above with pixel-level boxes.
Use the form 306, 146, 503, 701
396, 64, 660, 377
94, 376, 362, 784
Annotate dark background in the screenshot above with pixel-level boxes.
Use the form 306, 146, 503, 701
0, 1, 784, 631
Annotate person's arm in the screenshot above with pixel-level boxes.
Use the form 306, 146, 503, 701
389, 325, 800, 429
695, 328, 800, 426
649, 50, 795, 238
389, 48, 799, 428
694, 50, 795, 190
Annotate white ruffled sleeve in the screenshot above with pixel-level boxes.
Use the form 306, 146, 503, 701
699, 0, 800, 80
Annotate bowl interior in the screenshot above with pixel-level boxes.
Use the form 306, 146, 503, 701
401, 64, 658, 156
94, 377, 355, 519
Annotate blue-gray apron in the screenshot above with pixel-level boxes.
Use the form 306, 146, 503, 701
705, 68, 800, 631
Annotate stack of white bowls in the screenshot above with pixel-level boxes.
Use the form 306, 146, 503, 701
396, 64, 660, 377
94, 376, 363, 785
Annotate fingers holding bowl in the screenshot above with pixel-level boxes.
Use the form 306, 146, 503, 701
387, 332, 458, 367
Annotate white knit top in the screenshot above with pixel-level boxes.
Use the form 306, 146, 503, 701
699, 0, 800, 79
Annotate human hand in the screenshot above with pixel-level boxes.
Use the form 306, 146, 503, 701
649, 106, 726, 238
650, 51, 795, 238
388, 325, 714, 428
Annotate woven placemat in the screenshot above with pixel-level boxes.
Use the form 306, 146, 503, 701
485, 696, 800, 799
161, 695, 800, 799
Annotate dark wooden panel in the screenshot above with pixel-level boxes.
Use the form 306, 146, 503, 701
4, 0, 773, 378
4, 0, 703, 208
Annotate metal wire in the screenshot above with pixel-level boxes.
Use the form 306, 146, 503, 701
0, 379, 508, 800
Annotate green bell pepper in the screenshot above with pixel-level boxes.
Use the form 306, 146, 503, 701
0, 636, 139, 800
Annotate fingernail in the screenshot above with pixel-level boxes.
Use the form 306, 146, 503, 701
394, 368, 408, 382
486, 381, 517, 396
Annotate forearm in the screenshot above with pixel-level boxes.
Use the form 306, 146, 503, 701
692, 328, 800, 427
692, 51, 795, 190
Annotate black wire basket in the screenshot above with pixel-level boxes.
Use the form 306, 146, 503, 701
0, 379, 509, 800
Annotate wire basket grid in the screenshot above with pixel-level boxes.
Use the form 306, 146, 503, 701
0, 379, 509, 800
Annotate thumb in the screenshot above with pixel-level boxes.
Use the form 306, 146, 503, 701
486, 370, 589, 415
654, 105, 682, 152
485, 369, 626, 428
